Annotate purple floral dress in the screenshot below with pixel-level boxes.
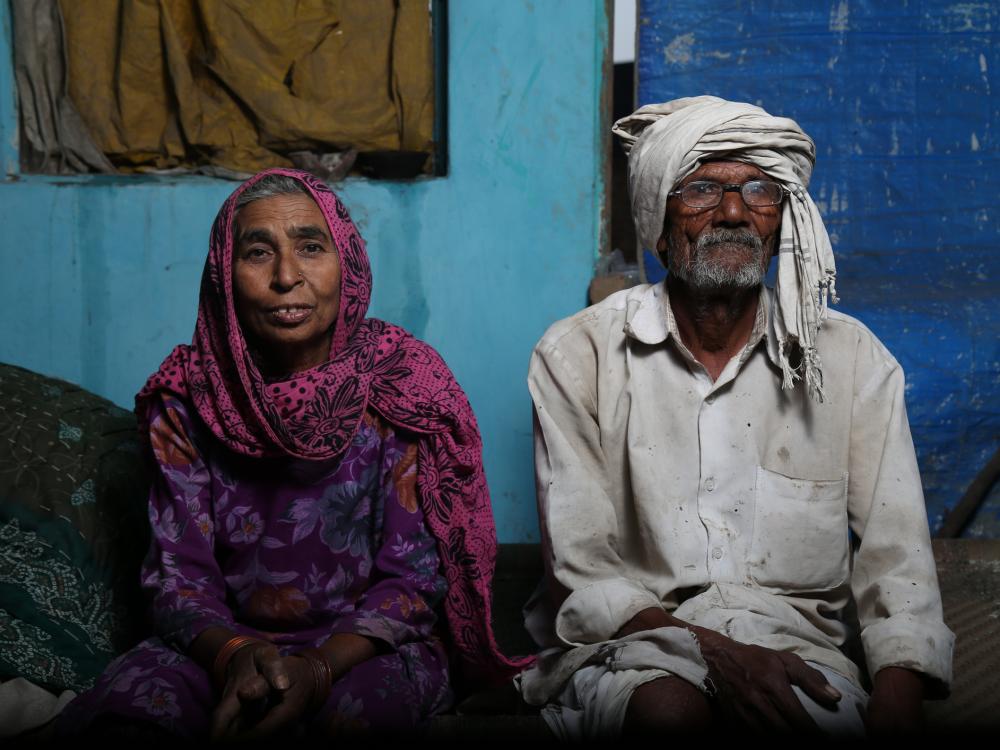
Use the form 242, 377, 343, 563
59, 394, 452, 736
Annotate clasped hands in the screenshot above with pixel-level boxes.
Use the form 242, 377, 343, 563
211, 641, 326, 740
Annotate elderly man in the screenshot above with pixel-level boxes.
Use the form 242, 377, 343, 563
516, 97, 953, 737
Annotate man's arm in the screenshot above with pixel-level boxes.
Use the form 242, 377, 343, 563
529, 339, 663, 645
847, 338, 955, 727
867, 667, 926, 734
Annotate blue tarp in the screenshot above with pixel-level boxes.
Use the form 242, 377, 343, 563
637, 0, 1000, 535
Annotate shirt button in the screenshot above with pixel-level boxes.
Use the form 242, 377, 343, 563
704, 477, 716, 492
712, 547, 724, 559
705, 394, 715, 405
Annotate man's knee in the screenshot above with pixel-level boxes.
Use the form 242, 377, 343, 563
622, 676, 712, 735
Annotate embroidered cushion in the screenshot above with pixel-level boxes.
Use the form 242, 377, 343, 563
0, 363, 150, 692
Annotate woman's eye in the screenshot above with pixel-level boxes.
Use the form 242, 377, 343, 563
302, 243, 324, 254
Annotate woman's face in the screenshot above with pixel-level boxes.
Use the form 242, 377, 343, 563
232, 192, 342, 375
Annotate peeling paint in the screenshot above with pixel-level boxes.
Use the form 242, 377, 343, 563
941, 3, 992, 33
829, 0, 850, 32
971, 132, 980, 150
663, 32, 695, 65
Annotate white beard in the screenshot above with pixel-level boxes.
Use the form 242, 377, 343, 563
669, 228, 766, 291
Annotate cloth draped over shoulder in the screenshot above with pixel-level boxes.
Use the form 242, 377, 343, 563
135, 168, 530, 685
612, 95, 839, 400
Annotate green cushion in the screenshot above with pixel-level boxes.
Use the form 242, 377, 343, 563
0, 363, 150, 692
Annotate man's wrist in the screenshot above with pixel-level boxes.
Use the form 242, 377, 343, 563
867, 666, 925, 733
615, 606, 673, 638
614, 607, 727, 652
873, 666, 925, 699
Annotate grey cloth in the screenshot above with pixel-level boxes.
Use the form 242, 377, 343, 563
613, 95, 838, 401
0, 678, 76, 737
11, 0, 113, 174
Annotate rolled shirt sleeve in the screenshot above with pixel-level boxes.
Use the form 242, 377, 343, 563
847, 339, 954, 690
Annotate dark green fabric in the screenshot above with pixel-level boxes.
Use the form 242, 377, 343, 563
0, 363, 150, 692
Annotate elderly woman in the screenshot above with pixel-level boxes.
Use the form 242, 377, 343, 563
59, 169, 527, 738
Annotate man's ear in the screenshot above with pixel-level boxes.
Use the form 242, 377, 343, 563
656, 233, 668, 263
657, 209, 671, 253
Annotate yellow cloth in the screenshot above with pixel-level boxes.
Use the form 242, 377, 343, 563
60, 0, 434, 173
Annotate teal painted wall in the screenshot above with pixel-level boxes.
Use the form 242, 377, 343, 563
0, 1, 608, 542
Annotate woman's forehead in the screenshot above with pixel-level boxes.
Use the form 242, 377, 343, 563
235, 193, 331, 239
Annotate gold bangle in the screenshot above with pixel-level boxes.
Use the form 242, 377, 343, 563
297, 648, 334, 713
212, 635, 262, 690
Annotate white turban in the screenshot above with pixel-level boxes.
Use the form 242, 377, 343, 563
612, 95, 838, 402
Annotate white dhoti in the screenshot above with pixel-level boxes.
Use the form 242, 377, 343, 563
517, 627, 868, 739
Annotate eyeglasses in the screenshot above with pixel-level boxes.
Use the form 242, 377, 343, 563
668, 180, 789, 209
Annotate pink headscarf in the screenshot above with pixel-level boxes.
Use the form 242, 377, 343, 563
137, 168, 531, 684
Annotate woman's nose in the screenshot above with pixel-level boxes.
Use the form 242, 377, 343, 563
273, 252, 303, 290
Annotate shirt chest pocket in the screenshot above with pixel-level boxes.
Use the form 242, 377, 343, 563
748, 466, 850, 593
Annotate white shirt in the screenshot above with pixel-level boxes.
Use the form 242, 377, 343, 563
525, 282, 953, 690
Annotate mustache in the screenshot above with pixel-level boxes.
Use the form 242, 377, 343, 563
695, 228, 764, 253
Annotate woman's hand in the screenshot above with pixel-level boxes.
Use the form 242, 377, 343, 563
210, 643, 316, 740
190, 628, 377, 738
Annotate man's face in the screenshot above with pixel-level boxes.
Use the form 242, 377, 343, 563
657, 161, 782, 292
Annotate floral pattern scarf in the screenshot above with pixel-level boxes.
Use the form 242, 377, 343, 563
136, 168, 531, 684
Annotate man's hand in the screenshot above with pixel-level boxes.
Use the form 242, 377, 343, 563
209, 642, 315, 740
865, 666, 924, 734
696, 630, 841, 732
617, 607, 841, 732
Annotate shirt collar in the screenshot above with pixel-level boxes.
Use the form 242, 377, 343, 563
623, 282, 782, 370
